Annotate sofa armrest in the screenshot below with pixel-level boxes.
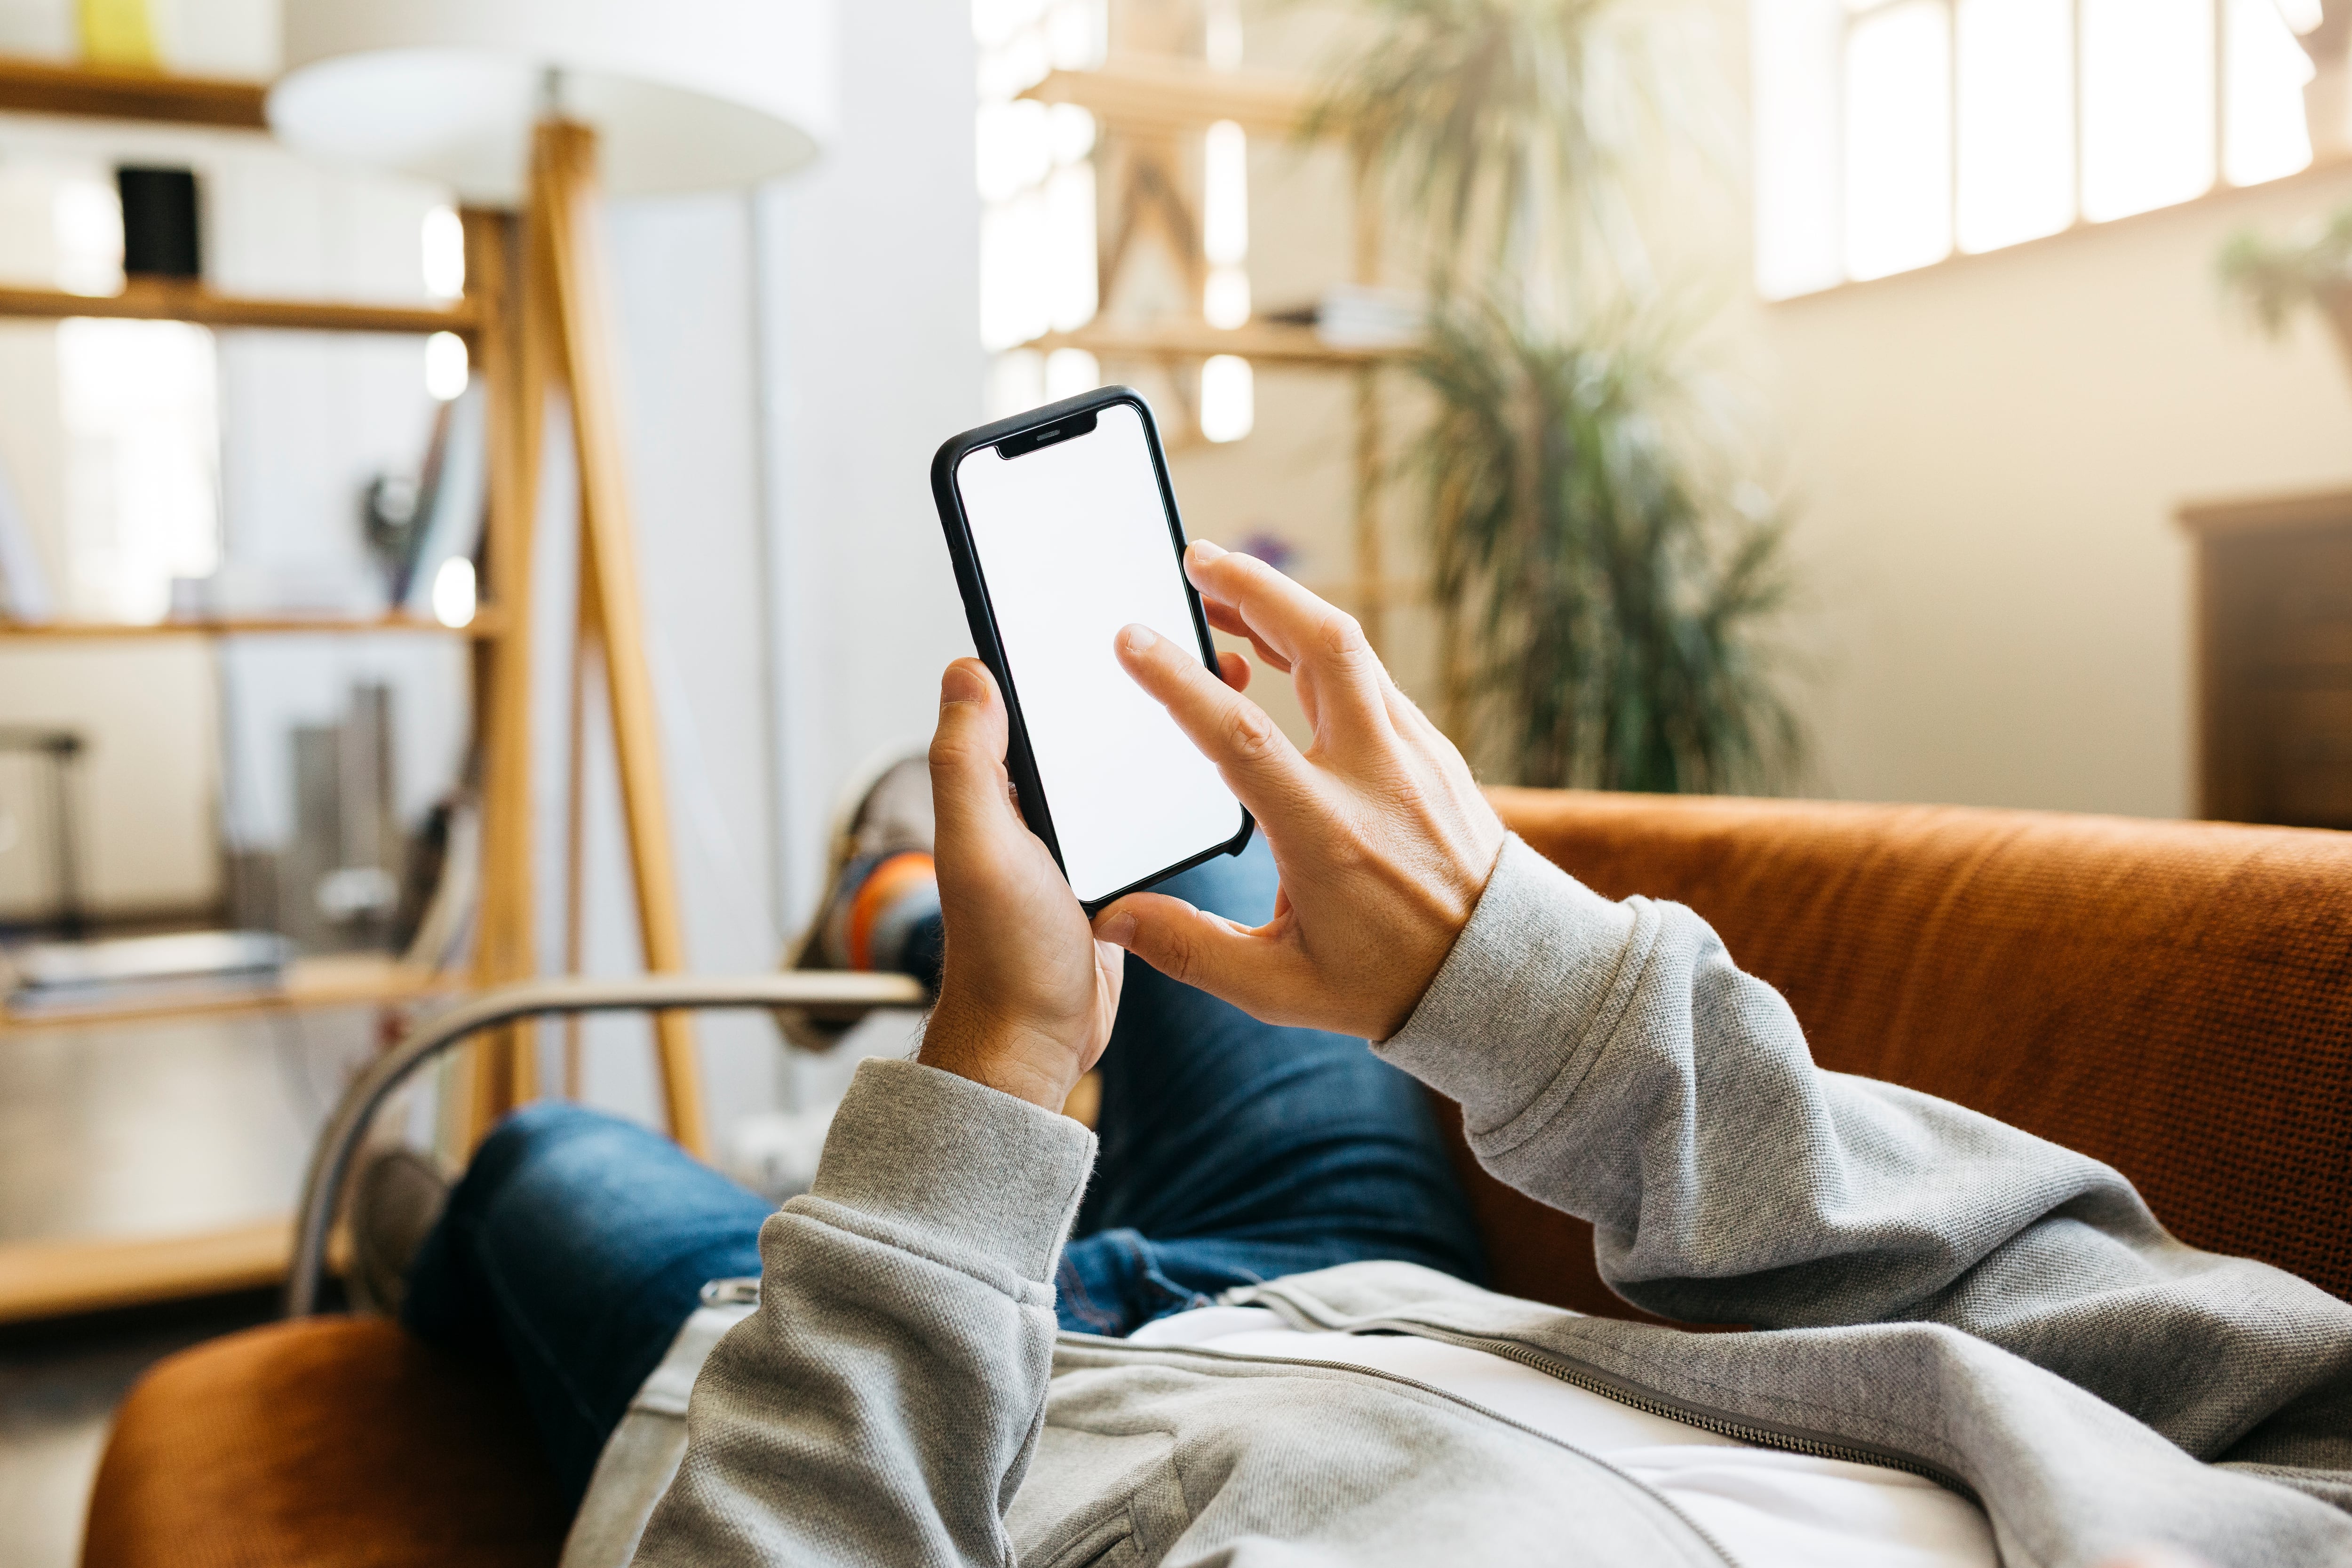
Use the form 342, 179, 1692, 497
288, 971, 929, 1317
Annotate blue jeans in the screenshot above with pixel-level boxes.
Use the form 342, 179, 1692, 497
404, 835, 1484, 1505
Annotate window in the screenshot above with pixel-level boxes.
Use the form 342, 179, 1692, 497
56, 318, 221, 623
1754, 0, 2321, 298
976, 0, 1107, 415
48, 171, 220, 622
971, 0, 1255, 439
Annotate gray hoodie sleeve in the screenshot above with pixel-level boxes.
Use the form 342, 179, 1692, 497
1378, 835, 2352, 1475
631, 1056, 1095, 1568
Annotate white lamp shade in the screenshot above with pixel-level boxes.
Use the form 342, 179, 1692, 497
268, 0, 835, 204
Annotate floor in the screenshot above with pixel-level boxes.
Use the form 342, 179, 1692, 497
0, 1006, 375, 1567
0, 1292, 278, 1567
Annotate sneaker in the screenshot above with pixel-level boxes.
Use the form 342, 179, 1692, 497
344, 1146, 453, 1317
773, 753, 938, 1051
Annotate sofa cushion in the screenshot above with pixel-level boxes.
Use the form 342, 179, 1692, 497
81, 1314, 565, 1568
1481, 790, 2352, 1318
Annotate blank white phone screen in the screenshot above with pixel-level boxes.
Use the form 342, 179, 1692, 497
956, 402, 1243, 903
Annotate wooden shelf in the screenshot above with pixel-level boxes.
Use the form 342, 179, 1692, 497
1, 953, 460, 1034
0, 1216, 292, 1323
0, 1214, 356, 1323
0, 608, 506, 642
1021, 57, 1314, 138
0, 53, 268, 130
2179, 485, 2352, 540
1025, 320, 1398, 367
0, 280, 479, 338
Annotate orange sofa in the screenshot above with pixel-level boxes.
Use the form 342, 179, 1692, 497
81, 792, 2352, 1567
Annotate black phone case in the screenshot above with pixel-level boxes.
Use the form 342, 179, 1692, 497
930, 385, 1255, 915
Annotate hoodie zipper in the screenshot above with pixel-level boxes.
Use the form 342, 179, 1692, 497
1081, 1335, 1746, 1568
1232, 1287, 1981, 1504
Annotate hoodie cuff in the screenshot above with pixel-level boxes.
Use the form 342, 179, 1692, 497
803, 1057, 1097, 1286
1376, 835, 1651, 1149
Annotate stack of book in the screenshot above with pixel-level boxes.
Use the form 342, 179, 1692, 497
1, 930, 292, 1016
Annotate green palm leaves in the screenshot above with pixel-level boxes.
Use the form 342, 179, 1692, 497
1318, 0, 1799, 792
1413, 304, 1798, 791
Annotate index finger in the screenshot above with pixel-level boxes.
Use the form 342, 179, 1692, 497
1184, 542, 1390, 738
1113, 622, 1316, 828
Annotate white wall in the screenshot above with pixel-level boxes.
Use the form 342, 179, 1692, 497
0, 0, 278, 68
1747, 184, 2352, 818
760, 0, 984, 932
544, 0, 978, 1143
1702, 0, 2352, 819
543, 191, 789, 1141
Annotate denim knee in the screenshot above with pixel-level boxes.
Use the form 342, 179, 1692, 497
459, 1101, 636, 1207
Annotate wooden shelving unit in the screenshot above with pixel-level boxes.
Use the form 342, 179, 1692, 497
0, 1217, 292, 1325
1026, 320, 1388, 367
0, 1214, 362, 1325
0, 56, 533, 1321
1011, 50, 1407, 651
0, 948, 454, 1321
0, 52, 267, 128
0, 953, 458, 1034
1019, 56, 1309, 137
0, 608, 505, 640
2180, 486, 2352, 829
0, 279, 478, 337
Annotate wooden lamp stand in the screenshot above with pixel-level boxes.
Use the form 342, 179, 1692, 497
464, 119, 710, 1157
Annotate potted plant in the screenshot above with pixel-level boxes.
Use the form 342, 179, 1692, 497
1312, 0, 1801, 791
2218, 207, 2352, 370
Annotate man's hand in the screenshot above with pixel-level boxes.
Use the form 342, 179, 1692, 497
1095, 540, 1505, 1041
918, 660, 1124, 1111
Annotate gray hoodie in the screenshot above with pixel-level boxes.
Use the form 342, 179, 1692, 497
630, 837, 2352, 1567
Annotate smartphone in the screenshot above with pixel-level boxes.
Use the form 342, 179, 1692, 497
931, 386, 1253, 914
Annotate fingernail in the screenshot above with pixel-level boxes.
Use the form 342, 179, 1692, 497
1097, 911, 1136, 947
941, 663, 985, 703
1118, 624, 1158, 656
1188, 538, 1226, 562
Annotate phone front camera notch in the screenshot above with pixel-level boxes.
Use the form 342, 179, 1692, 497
998, 408, 1097, 460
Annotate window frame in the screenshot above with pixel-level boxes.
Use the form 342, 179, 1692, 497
1774, 0, 2322, 298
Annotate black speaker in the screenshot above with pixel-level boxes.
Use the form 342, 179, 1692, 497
116, 167, 202, 280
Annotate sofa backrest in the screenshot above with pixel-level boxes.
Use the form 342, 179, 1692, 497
1462, 789, 2352, 1320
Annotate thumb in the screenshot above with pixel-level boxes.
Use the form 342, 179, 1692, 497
928, 659, 1017, 844
1093, 891, 1302, 1019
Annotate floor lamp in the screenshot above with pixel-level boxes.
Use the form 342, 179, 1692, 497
268, 1, 833, 1157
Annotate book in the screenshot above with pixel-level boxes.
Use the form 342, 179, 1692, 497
2, 930, 292, 1006
77, 0, 157, 69
0, 442, 53, 623
402, 384, 488, 619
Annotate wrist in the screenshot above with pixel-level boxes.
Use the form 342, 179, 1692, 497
917, 997, 1082, 1112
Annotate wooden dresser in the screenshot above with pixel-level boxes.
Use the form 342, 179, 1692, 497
2180, 489, 2352, 828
